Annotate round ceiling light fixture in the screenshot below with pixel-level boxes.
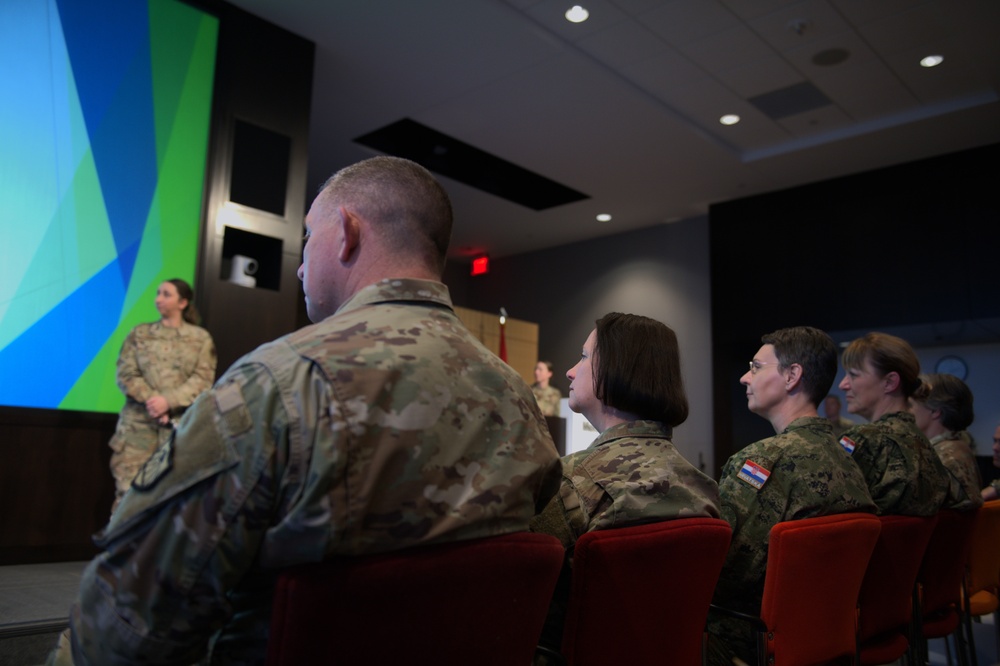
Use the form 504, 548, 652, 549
565, 5, 589, 23
596, 213, 612, 222
920, 54, 944, 68
719, 114, 740, 126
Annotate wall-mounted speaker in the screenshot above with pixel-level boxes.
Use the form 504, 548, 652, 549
229, 119, 291, 216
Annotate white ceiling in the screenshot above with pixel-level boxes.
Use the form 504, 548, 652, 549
224, 0, 1000, 261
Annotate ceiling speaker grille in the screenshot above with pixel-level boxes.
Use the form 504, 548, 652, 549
748, 82, 833, 120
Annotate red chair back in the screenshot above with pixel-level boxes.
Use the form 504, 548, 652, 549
761, 512, 881, 665
918, 508, 978, 629
856, 514, 938, 665
560, 517, 732, 666
967, 500, 1000, 615
265, 532, 564, 666
913, 507, 979, 666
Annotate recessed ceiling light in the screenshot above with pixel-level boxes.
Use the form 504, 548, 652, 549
565, 5, 589, 23
720, 114, 740, 126
920, 54, 944, 68
596, 213, 612, 222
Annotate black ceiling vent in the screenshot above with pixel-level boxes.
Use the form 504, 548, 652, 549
748, 81, 833, 120
354, 118, 589, 211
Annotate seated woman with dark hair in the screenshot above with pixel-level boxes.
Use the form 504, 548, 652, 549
531, 312, 720, 655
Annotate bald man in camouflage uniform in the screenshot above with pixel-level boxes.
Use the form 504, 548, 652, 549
707, 328, 875, 666
48, 156, 561, 666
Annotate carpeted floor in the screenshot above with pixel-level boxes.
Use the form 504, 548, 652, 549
0, 560, 997, 666
0, 561, 86, 666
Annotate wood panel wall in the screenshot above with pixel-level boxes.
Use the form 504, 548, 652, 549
453, 306, 539, 386
0, 408, 115, 565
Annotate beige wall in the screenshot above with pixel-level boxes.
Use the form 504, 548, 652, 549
454, 306, 539, 386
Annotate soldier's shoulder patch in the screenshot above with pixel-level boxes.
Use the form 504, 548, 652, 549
132, 437, 174, 491
215, 380, 252, 436
737, 459, 770, 490
839, 436, 857, 455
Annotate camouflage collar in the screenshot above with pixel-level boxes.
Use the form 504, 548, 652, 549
929, 430, 963, 446
784, 415, 830, 433
874, 410, 917, 426
336, 278, 453, 315
592, 419, 673, 448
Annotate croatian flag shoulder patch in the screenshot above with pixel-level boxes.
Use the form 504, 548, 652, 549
737, 460, 771, 490
839, 436, 856, 455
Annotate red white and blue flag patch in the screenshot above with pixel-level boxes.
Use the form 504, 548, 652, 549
737, 460, 771, 489
839, 436, 856, 455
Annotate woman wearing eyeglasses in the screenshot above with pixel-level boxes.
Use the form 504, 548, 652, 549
706, 326, 876, 666
531, 312, 720, 658
837, 332, 949, 516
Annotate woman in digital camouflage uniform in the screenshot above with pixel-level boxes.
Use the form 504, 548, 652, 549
837, 332, 949, 516
107, 278, 216, 513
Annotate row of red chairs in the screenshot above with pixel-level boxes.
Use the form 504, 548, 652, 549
263, 501, 1000, 666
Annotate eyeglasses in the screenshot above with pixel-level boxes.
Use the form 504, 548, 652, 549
748, 360, 780, 375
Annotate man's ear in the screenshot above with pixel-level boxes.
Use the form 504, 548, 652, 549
338, 206, 361, 262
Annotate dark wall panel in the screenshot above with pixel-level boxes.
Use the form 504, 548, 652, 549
709, 143, 1000, 472
198, 3, 314, 373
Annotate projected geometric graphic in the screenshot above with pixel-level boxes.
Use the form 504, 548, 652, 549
0, 0, 218, 412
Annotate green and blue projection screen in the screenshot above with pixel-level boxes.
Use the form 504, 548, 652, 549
0, 0, 218, 413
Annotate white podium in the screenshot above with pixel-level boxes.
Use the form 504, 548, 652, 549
559, 398, 598, 455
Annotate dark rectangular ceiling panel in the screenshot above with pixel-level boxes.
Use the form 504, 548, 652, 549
354, 118, 589, 210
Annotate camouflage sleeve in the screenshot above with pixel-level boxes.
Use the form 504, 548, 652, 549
851, 427, 915, 514
55, 357, 305, 665
116, 327, 155, 403
161, 331, 218, 411
716, 456, 744, 531
529, 447, 587, 551
845, 427, 889, 500
530, 487, 579, 550
936, 440, 983, 511
715, 449, 790, 615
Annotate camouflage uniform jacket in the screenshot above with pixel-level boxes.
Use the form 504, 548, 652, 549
930, 431, 984, 511
49, 278, 562, 666
532, 383, 562, 417
531, 419, 719, 654
841, 411, 949, 516
830, 415, 854, 440
530, 419, 721, 553
108, 320, 217, 455
713, 417, 876, 618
